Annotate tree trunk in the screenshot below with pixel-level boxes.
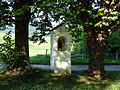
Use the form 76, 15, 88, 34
15, 0, 32, 69
86, 30, 107, 77
15, 17, 31, 68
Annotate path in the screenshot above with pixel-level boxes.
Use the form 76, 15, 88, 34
1, 64, 120, 71
31, 64, 120, 71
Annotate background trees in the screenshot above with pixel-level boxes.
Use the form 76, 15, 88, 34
106, 30, 120, 54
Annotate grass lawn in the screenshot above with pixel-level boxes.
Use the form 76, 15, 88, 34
30, 54, 50, 64
29, 36, 50, 56
30, 54, 120, 64
0, 68, 120, 90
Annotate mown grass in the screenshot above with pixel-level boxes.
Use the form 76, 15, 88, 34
30, 54, 120, 64
29, 36, 50, 56
30, 55, 50, 64
0, 68, 120, 90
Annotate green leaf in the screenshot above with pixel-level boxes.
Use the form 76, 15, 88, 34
104, 9, 108, 13
110, 16, 118, 20
37, 8, 41, 10
110, 11, 118, 15
102, 16, 108, 19
81, 9, 86, 12
98, 8, 104, 12
94, 21, 102, 27
87, 10, 92, 14
103, 22, 109, 26
60, 0, 74, 2
93, 15, 99, 18
117, 21, 120, 24
56, 8, 64, 13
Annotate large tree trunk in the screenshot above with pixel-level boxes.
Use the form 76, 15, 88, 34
14, 0, 32, 69
86, 30, 107, 77
15, 16, 30, 68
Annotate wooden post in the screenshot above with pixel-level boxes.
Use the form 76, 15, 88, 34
115, 51, 119, 61
82, 52, 84, 60
45, 49, 48, 57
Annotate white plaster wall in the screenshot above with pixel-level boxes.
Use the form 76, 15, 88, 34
50, 32, 55, 70
50, 25, 71, 73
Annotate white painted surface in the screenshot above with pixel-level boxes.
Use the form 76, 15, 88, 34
50, 25, 71, 73
50, 32, 55, 70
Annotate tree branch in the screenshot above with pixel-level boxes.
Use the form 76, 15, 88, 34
108, 24, 120, 35
108, 15, 120, 29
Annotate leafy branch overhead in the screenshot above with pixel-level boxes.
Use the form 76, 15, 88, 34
30, 0, 120, 42
1, 0, 120, 42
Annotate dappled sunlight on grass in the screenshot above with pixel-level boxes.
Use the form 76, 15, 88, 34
0, 68, 120, 89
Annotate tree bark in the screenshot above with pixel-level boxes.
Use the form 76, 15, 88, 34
77, 0, 109, 77
86, 29, 107, 77
14, 0, 32, 69
15, 17, 30, 68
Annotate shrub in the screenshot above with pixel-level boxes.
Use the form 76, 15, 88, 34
0, 31, 24, 71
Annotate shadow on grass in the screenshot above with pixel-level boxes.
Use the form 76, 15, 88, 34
0, 68, 120, 90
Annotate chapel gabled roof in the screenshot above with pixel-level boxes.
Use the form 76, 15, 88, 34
51, 23, 63, 31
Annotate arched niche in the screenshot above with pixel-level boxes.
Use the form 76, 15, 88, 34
57, 37, 68, 51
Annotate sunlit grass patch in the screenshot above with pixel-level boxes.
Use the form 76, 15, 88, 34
30, 54, 50, 64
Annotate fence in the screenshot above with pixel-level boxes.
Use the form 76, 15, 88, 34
104, 52, 119, 60
29, 49, 120, 64
71, 52, 88, 60
29, 49, 50, 56
72, 51, 120, 60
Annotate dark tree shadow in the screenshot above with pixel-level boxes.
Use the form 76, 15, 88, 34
0, 68, 119, 90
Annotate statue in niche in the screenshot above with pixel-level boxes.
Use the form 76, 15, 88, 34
58, 37, 66, 51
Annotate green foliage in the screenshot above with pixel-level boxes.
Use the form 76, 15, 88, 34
69, 25, 88, 42
0, 0, 14, 29
1, 0, 120, 42
105, 30, 120, 53
29, 31, 47, 44
71, 40, 87, 52
0, 31, 24, 71
94, 8, 119, 27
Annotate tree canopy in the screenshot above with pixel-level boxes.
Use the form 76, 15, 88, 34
1, 0, 120, 39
